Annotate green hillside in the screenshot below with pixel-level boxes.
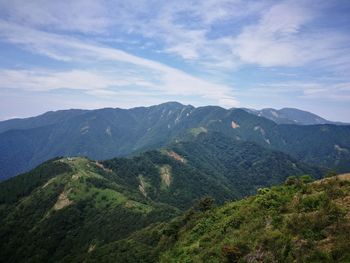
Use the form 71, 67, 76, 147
0, 157, 178, 262
0, 132, 323, 262
89, 174, 350, 263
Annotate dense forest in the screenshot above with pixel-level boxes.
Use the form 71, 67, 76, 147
1, 102, 349, 180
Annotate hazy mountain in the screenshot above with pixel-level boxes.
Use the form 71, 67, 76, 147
243, 107, 347, 125
0, 109, 89, 133
1, 102, 349, 180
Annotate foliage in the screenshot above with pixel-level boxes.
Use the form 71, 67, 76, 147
0, 157, 178, 263
89, 175, 350, 263
1, 102, 350, 180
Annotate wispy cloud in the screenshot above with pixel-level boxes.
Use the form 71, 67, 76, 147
0, 0, 111, 34
0, 0, 349, 120
0, 20, 238, 107
231, 1, 350, 68
1, 0, 349, 70
236, 81, 350, 103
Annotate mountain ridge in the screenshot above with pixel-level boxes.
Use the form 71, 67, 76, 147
0, 154, 347, 262
243, 107, 348, 125
0, 102, 349, 180
0, 132, 324, 262
2, 102, 346, 133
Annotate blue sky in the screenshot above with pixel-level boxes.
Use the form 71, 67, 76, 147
0, 0, 349, 121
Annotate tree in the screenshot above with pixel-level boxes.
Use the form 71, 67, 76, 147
197, 196, 214, 212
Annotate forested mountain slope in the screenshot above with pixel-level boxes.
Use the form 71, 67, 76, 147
0, 133, 321, 262
1, 102, 349, 180
0, 157, 178, 262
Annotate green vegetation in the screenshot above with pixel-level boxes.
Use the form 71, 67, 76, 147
0, 128, 348, 262
169, 132, 322, 197
0, 151, 348, 262
88, 174, 350, 263
189, 126, 208, 137
1, 102, 349, 180
0, 157, 178, 262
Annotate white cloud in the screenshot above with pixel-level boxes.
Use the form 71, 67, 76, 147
0, 0, 349, 118
1, 0, 348, 71
0, 20, 238, 107
238, 81, 350, 102
0, 69, 131, 91
0, 0, 111, 34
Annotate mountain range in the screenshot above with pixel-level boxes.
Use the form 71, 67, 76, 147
242, 107, 348, 125
0, 152, 348, 262
1, 102, 349, 181
1, 102, 350, 262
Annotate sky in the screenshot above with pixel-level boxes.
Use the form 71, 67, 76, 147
0, 0, 349, 122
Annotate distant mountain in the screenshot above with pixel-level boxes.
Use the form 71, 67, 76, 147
243, 107, 347, 125
1, 102, 349, 180
0, 109, 89, 133
0, 133, 321, 262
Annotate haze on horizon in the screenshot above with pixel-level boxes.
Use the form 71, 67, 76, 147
0, 0, 349, 122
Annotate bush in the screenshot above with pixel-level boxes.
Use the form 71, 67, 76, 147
221, 244, 246, 263
197, 196, 214, 212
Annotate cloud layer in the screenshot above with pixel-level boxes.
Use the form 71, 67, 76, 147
0, 0, 349, 120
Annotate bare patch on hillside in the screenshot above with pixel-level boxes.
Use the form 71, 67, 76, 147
138, 176, 148, 197
271, 110, 279, 118
167, 151, 187, 163
54, 190, 72, 210
254, 126, 270, 144
105, 126, 112, 136
95, 161, 112, 173
80, 125, 89, 134
231, 121, 240, 129
334, 144, 349, 153
42, 178, 56, 188
159, 165, 172, 187
88, 244, 96, 253
254, 126, 266, 136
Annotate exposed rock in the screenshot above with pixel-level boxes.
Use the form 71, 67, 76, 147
167, 151, 187, 163
138, 176, 148, 197
231, 121, 240, 129
53, 190, 72, 210
80, 125, 89, 134
95, 161, 113, 173
105, 126, 112, 136
159, 165, 172, 187
334, 144, 349, 153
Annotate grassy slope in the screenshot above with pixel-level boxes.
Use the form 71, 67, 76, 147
0, 157, 178, 263
89, 174, 350, 263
